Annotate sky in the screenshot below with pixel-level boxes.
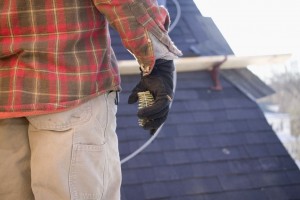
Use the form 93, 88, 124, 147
194, 0, 300, 80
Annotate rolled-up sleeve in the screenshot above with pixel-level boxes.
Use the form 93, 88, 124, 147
92, 0, 182, 75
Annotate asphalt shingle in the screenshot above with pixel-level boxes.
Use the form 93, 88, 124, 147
117, 70, 300, 200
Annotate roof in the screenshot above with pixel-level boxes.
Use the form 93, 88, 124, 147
117, 71, 300, 200
110, 0, 300, 199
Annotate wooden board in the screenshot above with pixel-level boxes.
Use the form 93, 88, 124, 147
118, 54, 292, 75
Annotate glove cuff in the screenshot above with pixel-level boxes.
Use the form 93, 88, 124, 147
150, 59, 174, 76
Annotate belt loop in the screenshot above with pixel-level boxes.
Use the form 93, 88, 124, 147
115, 91, 119, 105
108, 90, 119, 105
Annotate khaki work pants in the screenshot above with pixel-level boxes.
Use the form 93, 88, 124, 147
0, 93, 121, 200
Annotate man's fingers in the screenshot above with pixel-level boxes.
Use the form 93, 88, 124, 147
137, 98, 170, 118
138, 106, 169, 120
128, 83, 146, 104
128, 92, 139, 104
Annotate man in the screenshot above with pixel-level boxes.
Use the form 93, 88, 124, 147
0, 0, 181, 199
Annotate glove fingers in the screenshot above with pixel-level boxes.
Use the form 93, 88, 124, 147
140, 106, 169, 120
137, 98, 170, 118
143, 114, 168, 130
128, 83, 146, 104
128, 92, 139, 104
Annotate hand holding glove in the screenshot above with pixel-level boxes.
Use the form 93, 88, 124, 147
128, 59, 175, 135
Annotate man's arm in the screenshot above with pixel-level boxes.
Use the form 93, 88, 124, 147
93, 0, 182, 134
92, 0, 182, 75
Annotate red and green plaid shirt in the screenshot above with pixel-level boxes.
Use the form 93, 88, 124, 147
0, 0, 181, 118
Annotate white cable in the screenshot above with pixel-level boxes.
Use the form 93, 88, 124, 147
121, 0, 181, 165
169, 0, 181, 32
121, 71, 177, 164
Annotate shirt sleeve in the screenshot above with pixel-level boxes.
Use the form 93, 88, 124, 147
149, 33, 178, 60
92, 0, 182, 75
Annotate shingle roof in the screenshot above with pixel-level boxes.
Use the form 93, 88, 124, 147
110, 0, 300, 199
117, 71, 300, 200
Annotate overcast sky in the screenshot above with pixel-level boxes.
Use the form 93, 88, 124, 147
195, 0, 300, 56
194, 0, 300, 78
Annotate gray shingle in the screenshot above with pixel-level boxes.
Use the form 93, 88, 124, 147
246, 131, 280, 144
228, 159, 262, 174
259, 157, 284, 171
225, 190, 269, 200
165, 181, 186, 198
185, 150, 204, 163
247, 119, 272, 132
201, 146, 248, 162
173, 164, 196, 179
248, 171, 290, 188
154, 166, 179, 182
208, 98, 226, 110
278, 156, 299, 171
245, 144, 272, 158
283, 185, 300, 199
183, 100, 210, 112
211, 122, 236, 134
164, 151, 190, 165
263, 187, 290, 200
143, 182, 170, 199
219, 174, 254, 191
183, 178, 223, 194
267, 143, 289, 156
209, 133, 248, 147
192, 162, 231, 178
286, 170, 300, 184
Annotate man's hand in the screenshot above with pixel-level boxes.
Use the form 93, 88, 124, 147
128, 59, 174, 135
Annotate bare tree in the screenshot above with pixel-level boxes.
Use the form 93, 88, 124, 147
260, 69, 300, 137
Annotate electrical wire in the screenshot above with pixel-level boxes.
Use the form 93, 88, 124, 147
121, 0, 181, 165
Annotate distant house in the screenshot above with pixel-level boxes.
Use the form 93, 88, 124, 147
110, 0, 300, 199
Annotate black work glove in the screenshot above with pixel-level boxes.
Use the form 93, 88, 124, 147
128, 59, 174, 135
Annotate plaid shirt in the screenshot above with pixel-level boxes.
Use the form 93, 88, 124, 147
0, 0, 181, 118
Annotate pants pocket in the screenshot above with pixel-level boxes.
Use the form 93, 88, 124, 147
27, 101, 92, 132
70, 144, 106, 200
